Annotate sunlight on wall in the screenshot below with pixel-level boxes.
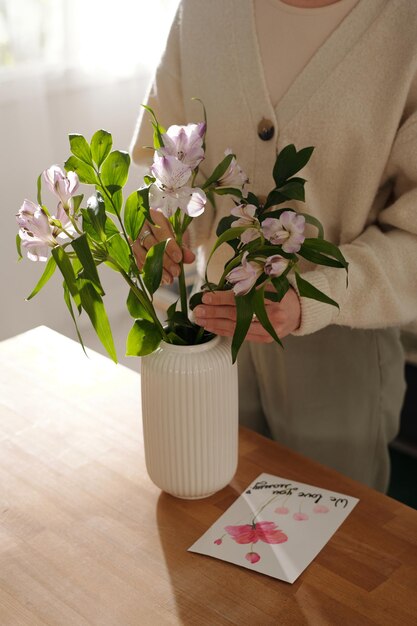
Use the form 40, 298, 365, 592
66, 0, 179, 77
0, 0, 179, 76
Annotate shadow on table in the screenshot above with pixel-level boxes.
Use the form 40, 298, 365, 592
156, 484, 242, 623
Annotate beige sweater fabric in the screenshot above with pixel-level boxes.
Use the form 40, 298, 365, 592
131, 0, 417, 338
255, 0, 360, 107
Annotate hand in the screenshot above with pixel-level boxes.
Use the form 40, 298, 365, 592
132, 208, 195, 284
193, 287, 301, 342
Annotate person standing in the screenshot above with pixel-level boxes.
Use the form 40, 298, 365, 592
131, 0, 417, 491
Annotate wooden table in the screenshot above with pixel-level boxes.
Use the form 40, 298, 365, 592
1, 326, 416, 626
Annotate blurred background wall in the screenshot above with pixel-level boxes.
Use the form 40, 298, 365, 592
0, 0, 179, 365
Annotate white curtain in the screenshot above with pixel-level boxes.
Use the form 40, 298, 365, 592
0, 0, 179, 357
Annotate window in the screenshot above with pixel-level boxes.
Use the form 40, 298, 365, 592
0, 0, 179, 77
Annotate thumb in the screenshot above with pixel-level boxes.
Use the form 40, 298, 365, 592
182, 246, 196, 264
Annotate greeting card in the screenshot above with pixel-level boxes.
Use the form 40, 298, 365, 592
189, 473, 359, 583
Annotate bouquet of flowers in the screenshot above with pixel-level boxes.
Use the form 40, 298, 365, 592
16, 105, 348, 363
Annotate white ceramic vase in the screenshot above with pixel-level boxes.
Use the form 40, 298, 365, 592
141, 335, 238, 499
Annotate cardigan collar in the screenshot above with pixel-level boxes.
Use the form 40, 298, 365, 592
234, 0, 390, 131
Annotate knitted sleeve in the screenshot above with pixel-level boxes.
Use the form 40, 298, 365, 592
290, 85, 417, 336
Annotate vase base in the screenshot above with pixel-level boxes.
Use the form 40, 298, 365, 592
166, 491, 216, 500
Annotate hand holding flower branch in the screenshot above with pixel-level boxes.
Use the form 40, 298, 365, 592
16, 105, 348, 363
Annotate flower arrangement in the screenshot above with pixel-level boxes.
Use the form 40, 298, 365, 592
16, 105, 348, 363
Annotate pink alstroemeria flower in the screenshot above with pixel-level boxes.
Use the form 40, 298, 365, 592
264, 254, 289, 278
17, 199, 76, 262
245, 552, 261, 564
149, 155, 206, 218
225, 521, 288, 545
216, 149, 249, 190
17, 200, 56, 261
231, 203, 260, 244
225, 251, 263, 296
43, 165, 79, 209
261, 211, 306, 253
159, 122, 205, 170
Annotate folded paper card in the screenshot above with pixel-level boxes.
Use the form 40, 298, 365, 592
188, 473, 359, 583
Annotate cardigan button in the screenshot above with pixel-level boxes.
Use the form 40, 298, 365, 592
257, 118, 275, 141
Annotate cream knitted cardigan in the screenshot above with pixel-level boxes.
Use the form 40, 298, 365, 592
131, 0, 417, 337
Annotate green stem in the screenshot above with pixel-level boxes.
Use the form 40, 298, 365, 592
174, 211, 189, 319
111, 260, 168, 342
95, 171, 131, 248
251, 493, 281, 525
194, 325, 205, 344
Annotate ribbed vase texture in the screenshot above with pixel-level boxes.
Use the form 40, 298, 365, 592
141, 336, 238, 499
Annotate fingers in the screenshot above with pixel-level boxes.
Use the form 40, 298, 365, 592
202, 290, 235, 305
195, 292, 296, 342
132, 209, 196, 284
149, 209, 183, 264
131, 237, 173, 284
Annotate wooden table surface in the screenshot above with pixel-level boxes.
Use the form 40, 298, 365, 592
1, 326, 417, 626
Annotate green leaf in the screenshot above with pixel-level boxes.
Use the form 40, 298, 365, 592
100, 150, 130, 190
26, 256, 56, 300
142, 240, 167, 296
278, 178, 306, 202
215, 215, 235, 237
252, 286, 282, 347
298, 245, 346, 268
213, 186, 243, 199
79, 282, 117, 362
69, 134, 93, 165
37, 173, 42, 205
300, 213, 324, 238
246, 192, 260, 207
124, 189, 148, 241
52, 246, 80, 308
189, 292, 204, 311
302, 238, 348, 269
218, 252, 244, 289
72, 194, 84, 214
126, 319, 161, 356
72, 233, 104, 295
84, 193, 107, 240
263, 189, 289, 210
266, 276, 290, 302
295, 273, 339, 309
100, 188, 123, 215
166, 298, 178, 320
63, 283, 87, 357
231, 293, 253, 364
106, 233, 132, 273
126, 289, 153, 321
65, 156, 98, 184
142, 104, 166, 149
203, 153, 234, 189
205, 226, 247, 278
90, 130, 112, 168
16, 234, 22, 261
82, 207, 118, 243
273, 144, 314, 187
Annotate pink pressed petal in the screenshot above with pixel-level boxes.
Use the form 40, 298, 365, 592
293, 513, 309, 521
255, 521, 288, 544
274, 506, 290, 515
245, 552, 261, 564
225, 524, 257, 545
313, 505, 329, 514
